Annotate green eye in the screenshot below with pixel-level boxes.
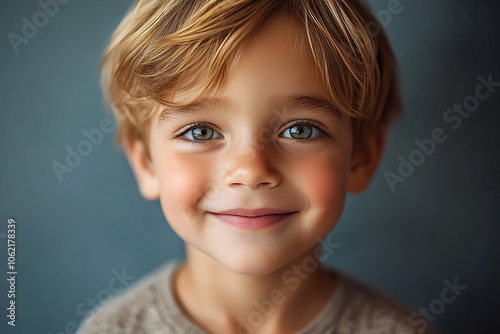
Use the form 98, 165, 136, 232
178, 121, 324, 142
183, 126, 223, 141
280, 123, 321, 140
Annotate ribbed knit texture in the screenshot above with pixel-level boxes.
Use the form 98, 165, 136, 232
77, 260, 436, 334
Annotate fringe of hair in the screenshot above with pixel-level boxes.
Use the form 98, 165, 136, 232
100, 0, 401, 149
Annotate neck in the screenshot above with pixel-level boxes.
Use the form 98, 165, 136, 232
173, 246, 336, 334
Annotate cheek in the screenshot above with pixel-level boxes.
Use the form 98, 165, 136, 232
156, 154, 212, 223
287, 147, 351, 223
305, 157, 348, 206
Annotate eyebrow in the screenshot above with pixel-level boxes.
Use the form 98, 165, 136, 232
159, 97, 234, 122
158, 94, 341, 122
269, 94, 342, 119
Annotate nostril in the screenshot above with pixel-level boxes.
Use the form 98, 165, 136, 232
221, 146, 281, 189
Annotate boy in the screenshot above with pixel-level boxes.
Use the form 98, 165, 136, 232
78, 0, 436, 333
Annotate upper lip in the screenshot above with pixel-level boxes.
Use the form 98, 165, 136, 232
209, 208, 296, 217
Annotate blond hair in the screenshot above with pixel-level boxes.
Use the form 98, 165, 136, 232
101, 0, 401, 149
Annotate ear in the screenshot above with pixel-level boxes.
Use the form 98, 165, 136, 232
123, 134, 160, 200
347, 124, 388, 194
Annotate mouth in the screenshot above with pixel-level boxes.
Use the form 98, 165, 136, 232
207, 208, 298, 230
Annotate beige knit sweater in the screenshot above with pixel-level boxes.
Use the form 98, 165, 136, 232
77, 260, 436, 334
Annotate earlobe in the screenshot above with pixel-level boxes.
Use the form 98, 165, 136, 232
123, 134, 160, 200
347, 124, 388, 194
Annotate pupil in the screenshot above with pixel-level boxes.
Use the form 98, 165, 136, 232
291, 125, 310, 139
194, 127, 211, 140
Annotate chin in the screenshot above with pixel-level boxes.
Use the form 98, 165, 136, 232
213, 249, 295, 277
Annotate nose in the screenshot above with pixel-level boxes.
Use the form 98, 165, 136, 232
223, 142, 280, 190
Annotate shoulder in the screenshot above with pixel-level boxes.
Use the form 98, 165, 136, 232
76, 261, 180, 334
317, 270, 437, 334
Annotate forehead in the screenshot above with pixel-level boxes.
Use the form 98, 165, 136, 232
160, 15, 330, 116
229, 14, 320, 89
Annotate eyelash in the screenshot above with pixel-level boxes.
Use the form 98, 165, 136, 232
174, 121, 219, 145
281, 120, 329, 142
174, 120, 329, 144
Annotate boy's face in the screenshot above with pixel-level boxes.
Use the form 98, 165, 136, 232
127, 16, 382, 275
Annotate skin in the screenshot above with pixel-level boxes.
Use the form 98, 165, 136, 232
125, 15, 387, 334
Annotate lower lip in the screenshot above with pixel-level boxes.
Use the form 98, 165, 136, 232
209, 212, 296, 230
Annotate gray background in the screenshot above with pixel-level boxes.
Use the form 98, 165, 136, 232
1, 0, 499, 333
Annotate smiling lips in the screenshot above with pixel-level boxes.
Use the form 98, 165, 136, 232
208, 208, 297, 230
